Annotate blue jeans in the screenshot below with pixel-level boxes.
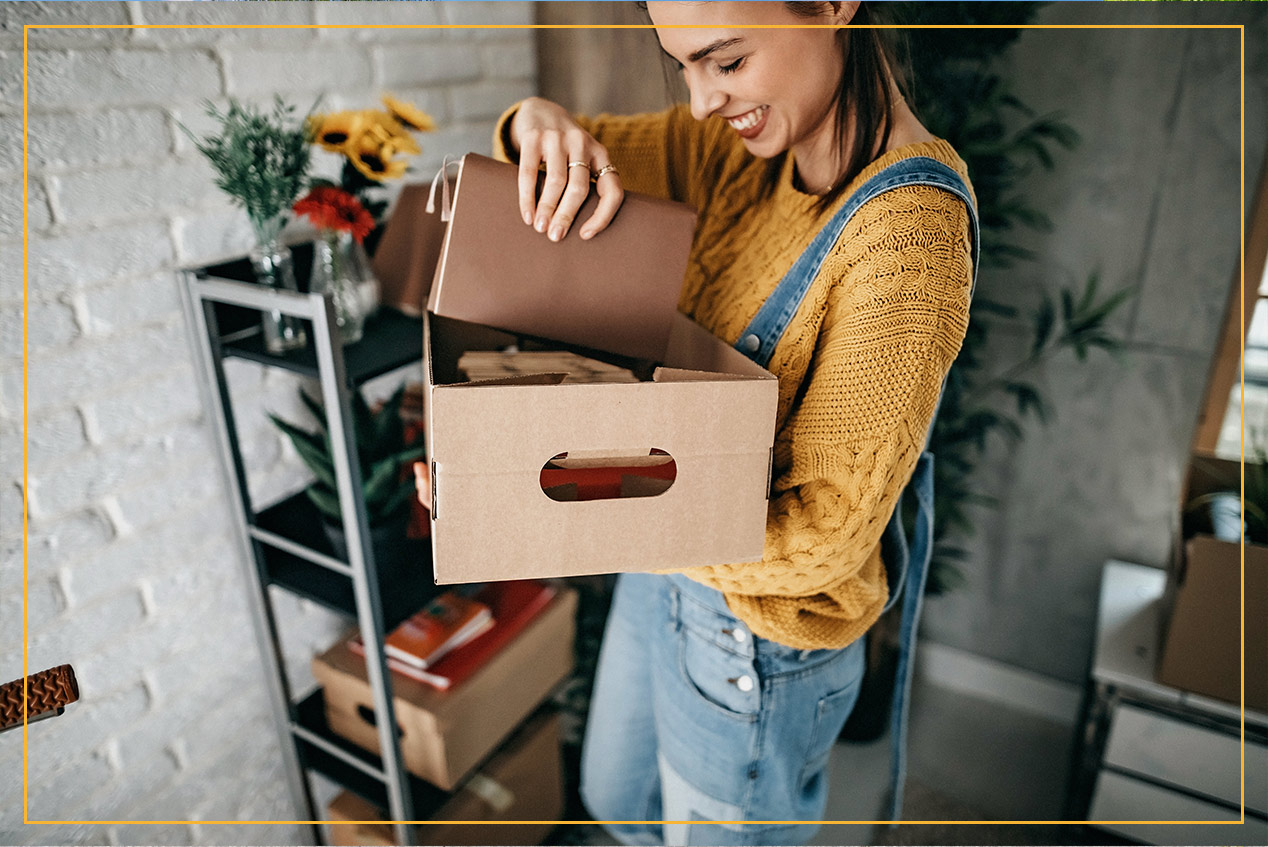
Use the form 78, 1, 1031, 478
579, 571, 866, 846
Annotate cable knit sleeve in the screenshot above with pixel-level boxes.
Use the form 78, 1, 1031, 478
677, 186, 974, 649
491, 100, 727, 209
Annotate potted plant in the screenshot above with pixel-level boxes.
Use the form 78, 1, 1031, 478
269, 384, 425, 572
184, 97, 314, 354
839, 2, 1139, 741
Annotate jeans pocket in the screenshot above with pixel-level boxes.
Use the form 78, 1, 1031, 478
798, 653, 865, 787
673, 595, 760, 721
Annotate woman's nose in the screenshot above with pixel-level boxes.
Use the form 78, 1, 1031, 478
688, 78, 726, 122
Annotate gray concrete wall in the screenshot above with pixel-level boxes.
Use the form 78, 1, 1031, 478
0, 2, 534, 843
920, 1, 1268, 684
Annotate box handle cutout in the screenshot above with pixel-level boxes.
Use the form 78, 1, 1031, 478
540, 449, 677, 501
356, 703, 405, 739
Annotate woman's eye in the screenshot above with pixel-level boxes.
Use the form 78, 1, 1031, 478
718, 58, 744, 75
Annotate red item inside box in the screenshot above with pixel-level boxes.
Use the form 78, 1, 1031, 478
539, 450, 677, 501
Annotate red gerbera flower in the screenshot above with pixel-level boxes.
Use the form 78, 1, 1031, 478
293, 186, 376, 243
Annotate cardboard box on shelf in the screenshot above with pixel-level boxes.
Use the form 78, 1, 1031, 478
326, 710, 564, 846
410, 153, 778, 584
1158, 454, 1268, 710
312, 586, 576, 790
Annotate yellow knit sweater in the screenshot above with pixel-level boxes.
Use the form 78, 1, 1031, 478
493, 103, 975, 650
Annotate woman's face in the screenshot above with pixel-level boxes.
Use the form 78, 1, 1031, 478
646, 2, 858, 163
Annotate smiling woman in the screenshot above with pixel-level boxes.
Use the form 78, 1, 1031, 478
476, 2, 979, 843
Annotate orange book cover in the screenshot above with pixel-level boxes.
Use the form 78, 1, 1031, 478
383, 592, 493, 669
349, 580, 558, 691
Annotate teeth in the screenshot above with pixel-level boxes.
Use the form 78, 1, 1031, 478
728, 106, 767, 131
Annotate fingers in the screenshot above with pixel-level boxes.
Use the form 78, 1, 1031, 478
413, 461, 431, 513
547, 150, 595, 242
517, 131, 543, 227
533, 134, 569, 236
513, 120, 620, 241
580, 162, 624, 241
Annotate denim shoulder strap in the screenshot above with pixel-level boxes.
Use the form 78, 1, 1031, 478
733, 156, 980, 370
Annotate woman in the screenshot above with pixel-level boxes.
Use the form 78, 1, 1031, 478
421, 2, 977, 843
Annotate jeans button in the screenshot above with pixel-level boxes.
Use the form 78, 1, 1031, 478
734, 674, 754, 693
742, 334, 760, 353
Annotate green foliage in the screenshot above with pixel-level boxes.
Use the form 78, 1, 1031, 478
888, 4, 1139, 594
183, 97, 313, 239
269, 384, 424, 528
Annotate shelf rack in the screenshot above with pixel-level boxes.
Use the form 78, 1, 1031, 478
178, 245, 438, 844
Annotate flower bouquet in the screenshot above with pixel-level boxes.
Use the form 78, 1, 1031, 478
308, 93, 436, 231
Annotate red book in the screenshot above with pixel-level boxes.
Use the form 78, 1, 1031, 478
349, 580, 558, 691
383, 592, 493, 669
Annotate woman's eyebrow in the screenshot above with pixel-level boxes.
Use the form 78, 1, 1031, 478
662, 36, 746, 65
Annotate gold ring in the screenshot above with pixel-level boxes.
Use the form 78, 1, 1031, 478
568, 161, 591, 172
595, 164, 619, 179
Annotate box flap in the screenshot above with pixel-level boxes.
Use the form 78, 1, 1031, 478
663, 311, 775, 379
428, 153, 697, 362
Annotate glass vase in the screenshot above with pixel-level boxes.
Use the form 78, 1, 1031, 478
310, 231, 376, 345
248, 216, 308, 354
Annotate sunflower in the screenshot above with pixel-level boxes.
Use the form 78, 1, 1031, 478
381, 93, 436, 133
309, 111, 366, 153
366, 111, 422, 155
345, 127, 410, 182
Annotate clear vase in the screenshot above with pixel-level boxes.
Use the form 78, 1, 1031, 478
310, 231, 376, 345
248, 216, 308, 354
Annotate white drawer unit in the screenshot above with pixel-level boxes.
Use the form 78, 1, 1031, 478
1103, 703, 1268, 816
1090, 770, 1267, 845
1072, 562, 1268, 845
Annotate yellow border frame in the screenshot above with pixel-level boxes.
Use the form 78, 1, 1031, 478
18, 19, 1253, 833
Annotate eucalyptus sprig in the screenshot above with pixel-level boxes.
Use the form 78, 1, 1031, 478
183, 96, 314, 240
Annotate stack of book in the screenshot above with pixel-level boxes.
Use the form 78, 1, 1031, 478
349, 580, 557, 691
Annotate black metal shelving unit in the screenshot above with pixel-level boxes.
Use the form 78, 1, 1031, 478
178, 246, 439, 844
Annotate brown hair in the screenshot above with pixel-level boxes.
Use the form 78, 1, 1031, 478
638, 2, 913, 214
772, 2, 911, 212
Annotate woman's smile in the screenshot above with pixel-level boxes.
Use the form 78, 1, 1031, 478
726, 104, 770, 138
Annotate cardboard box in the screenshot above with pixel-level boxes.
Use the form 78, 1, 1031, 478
1158, 455, 1268, 710
312, 587, 576, 790
326, 710, 564, 846
420, 154, 778, 584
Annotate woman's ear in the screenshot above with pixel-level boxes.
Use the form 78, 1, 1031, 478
830, 1, 862, 25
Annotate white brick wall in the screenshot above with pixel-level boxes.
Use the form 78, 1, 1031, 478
0, 2, 537, 843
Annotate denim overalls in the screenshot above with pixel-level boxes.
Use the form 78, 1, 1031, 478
731, 155, 980, 825
580, 156, 979, 845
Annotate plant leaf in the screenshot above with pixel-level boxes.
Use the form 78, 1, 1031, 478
305, 484, 342, 523
269, 413, 336, 490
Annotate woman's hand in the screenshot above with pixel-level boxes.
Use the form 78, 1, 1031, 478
413, 461, 430, 513
509, 97, 624, 242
